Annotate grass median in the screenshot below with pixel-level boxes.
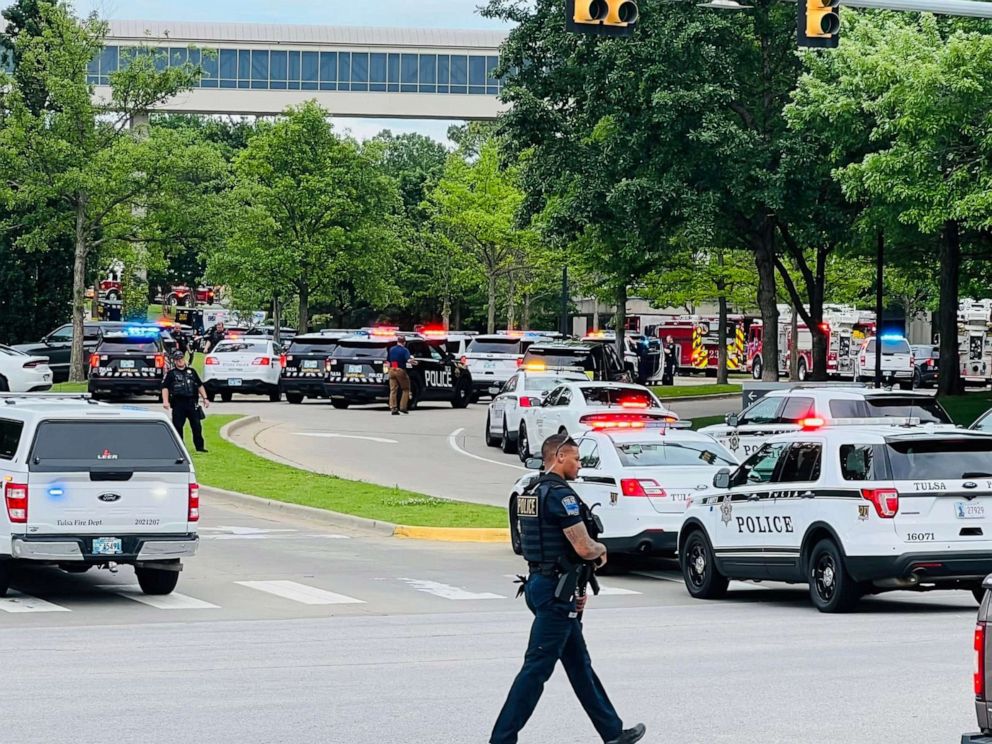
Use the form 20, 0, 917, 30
652, 383, 742, 399
190, 414, 507, 528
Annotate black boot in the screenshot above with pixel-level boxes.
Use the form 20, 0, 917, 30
607, 724, 646, 744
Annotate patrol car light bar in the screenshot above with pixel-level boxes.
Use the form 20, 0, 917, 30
122, 325, 162, 337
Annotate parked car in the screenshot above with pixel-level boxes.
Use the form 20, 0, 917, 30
12, 322, 124, 382
853, 335, 915, 389
0, 345, 53, 392
965, 575, 992, 743
911, 344, 939, 388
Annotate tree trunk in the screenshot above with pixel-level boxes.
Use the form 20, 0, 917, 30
615, 283, 627, 366
789, 303, 799, 380
506, 271, 517, 330
937, 221, 962, 396
521, 292, 531, 331
69, 198, 88, 383
272, 293, 281, 346
717, 281, 729, 386
754, 224, 779, 381
453, 300, 462, 331
298, 281, 310, 335
810, 249, 828, 381
592, 298, 600, 331
487, 273, 497, 334
441, 294, 451, 332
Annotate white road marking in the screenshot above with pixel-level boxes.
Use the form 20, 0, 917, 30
0, 591, 71, 613
595, 584, 643, 596
399, 578, 505, 600
448, 427, 528, 471
632, 570, 683, 583
236, 580, 365, 605
294, 432, 398, 444
97, 585, 219, 610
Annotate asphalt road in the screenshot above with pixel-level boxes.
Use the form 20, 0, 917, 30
2, 494, 981, 743
220, 391, 740, 506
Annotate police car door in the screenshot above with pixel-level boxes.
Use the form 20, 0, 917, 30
715, 442, 791, 579
542, 386, 573, 439
573, 438, 616, 523
489, 376, 515, 435
712, 396, 788, 459
761, 440, 824, 581
421, 343, 455, 400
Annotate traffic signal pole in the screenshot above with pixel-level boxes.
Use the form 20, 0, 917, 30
841, 0, 992, 17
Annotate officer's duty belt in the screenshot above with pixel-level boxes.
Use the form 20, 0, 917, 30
528, 562, 561, 577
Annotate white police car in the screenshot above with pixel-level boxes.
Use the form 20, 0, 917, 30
204, 335, 283, 402
508, 424, 737, 558
484, 369, 589, 454
679, 425, 992, 612
701, 386, 953, 459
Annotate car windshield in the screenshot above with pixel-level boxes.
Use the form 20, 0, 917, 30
467, 338, 522, 355
886, 439, 992, 480
331, 342, 390, 360
614, 441, 736, 467
580, 387, 658, 408
525, 349, 593, 370
828, 397, 951, 424
29, 421, 188, 472
289, 340, 340, 354
214, 342, 269, 354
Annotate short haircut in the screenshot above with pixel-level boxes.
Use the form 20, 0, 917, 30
397, 336, 407, 345
542, 432, 577, 463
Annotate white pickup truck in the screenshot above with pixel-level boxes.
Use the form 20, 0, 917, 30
0, 394, 199, 596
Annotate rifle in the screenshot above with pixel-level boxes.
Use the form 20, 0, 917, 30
574, 501, 604, 621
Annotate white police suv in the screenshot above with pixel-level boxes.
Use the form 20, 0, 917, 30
679, 425, 992, 612
0, 393, 199, 596
509, 424, 737, 558
701, 386, 953, 459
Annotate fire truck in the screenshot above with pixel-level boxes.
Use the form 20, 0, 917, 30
745, 304, 876, 380
646, 315, 747, 374
957, 299, 992, 385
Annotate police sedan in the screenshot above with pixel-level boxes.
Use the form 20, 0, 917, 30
204, 336, 283, 402
508, 424, 737, 558
484, 369, 589, 454
516, 381, 679, 462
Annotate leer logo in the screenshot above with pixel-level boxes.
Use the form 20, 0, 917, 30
97, 449, 118, 461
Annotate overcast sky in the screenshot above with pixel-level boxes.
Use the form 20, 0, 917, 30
16, 1, 514, 144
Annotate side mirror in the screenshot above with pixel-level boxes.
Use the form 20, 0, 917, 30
725, 412, 739, 428
488, 386, 501, 396
713, 469, 731, 489
524, 457, 543, 471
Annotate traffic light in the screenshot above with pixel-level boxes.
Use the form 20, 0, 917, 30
798, 0, 840, 49
567, 0, 639, 37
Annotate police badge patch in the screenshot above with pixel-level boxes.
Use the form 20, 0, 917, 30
561, 495, 580, 516
720, 495, 733, 526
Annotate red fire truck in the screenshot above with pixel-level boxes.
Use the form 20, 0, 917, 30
646, 315, 747, 374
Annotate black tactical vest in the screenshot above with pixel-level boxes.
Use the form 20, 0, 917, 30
518, 474, 575, 564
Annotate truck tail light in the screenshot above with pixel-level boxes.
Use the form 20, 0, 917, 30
976, 621, 986, 699
252, 357, 270, 366
89, 353, 100, 369
154, 354, 165, 369
5, 483, 27, 523
188, 483, 200, 522
205, 356, 219, 365
861, 488, 899, 518
620, 479, 666, 497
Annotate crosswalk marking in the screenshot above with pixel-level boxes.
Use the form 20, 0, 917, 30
595, 584, 642, 596
0, 591, 70, 613
97, 585, 220, 610
632, 570, 683, 583
398, 578, 504, 600
236, 580, 365, 605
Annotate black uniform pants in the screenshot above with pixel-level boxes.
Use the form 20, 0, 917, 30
490, 574, 623, 744
171, 397, 204, 452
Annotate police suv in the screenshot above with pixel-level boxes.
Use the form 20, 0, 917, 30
279, 332, 347, 404
0, 394, 199, 596
87, 327, 168, 401
462, 333, 541, 399
679, 425, 992, 612
324, 332, 473, 409
509, 424, 737, 558
701, 386, 953, 459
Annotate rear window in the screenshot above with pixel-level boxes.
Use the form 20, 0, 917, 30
524, 376, 581, 393
331, 342, 390, 360
526, 349, 594, 371
867, 338, 910, 354
214, 342, 269, 354
288, 340, 340, 354
467, 338, 522, 355
0, 419, 23, 460
885, 439, 992, 481
29, 421, 188, 472
580, 387, 658, 408
913, 346, 939, 360
827, 397, 951, 424
445, 341, 463, 355
614, 441, 736, 467
97, 339, 160, 354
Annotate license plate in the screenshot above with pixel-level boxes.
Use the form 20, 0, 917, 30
346, 364, 363, 375
120, 360, 135, 369
956, 502, 985, 520
302, 360, 319, 369
484, 361, 497, 369
228, 378, 242, 386
92, 537, 122, 555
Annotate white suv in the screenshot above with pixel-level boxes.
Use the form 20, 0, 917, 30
854, 335, 915, 388
0, 394, 199, 596
204, 336, 283, 402
680, 426, 992, 612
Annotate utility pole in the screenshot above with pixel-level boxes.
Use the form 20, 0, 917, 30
874, 232, 884, 389
560, 266, 569, 336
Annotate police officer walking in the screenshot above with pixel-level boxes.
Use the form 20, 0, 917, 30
387, 335, 417, 416
490, 432, 646, 744
204, 322, 226, 353
162, 351, 210, 453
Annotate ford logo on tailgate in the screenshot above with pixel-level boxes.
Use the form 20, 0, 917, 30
964, 482, 978, 489
98, 493, 122, 503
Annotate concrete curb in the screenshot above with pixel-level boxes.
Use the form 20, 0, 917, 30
394, 526, 510, 543
220, 414, 261, 440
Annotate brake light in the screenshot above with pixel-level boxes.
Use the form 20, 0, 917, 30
205, 356, 219, 365
5, 482, 27, 523
154, 354, 165, 369
516, 358, 523, 367
518, 396, 541, 408
977, 622, 987, 699
89, 353, 100, 369
188, 483, 200, 522
580, 413, 652, 430
621, 479, 666, 497
279, 354, 287, 367
22, 360, 41, 369
252, 357, 271, 366
799, 417, 825, 430
619, 399, 649, 409
861, 488, 899, 518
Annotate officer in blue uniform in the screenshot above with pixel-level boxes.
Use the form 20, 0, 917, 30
490, 432, 646, 744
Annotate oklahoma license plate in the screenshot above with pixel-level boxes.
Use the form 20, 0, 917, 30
120, 360, 135, 369
228, 378, 242, 386
92, 537, 122, 555
956, 502, 985, 520
346, 365, 363, 375
302, 360, 319, 369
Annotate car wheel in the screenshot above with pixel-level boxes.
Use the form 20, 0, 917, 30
501, 419, 517, 454
797, 360, 808, 381
268, 390, 281, 402
331, 400, 350, 410
508, 494, 523, 556
751, 357, 762, 380
485, 413, 499, 447
807, 538, 860, 613
0, 560, 11, 597
973, 587, 986, 604
914, 368, 923, 389
135, 565, 179, 595
206, 391, 216, 402
286, 392, 304, 405
517, 423, 530, 463
220, 391, 233, 403
898, 380, 914, 391
451, 379, 471, 409
409, 382, 422, 410
680, 530, 728, 599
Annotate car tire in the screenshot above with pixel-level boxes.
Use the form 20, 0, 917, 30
508, 494, 523, 556
135, 566, 179, 595
517, 423, 530, 463
409, 382, 422, 410
680, 530, 728, 600
206, 391, 216, 402
485, 413, 498, 447
286, 392, 304, 405
899, 380, 914, 391
451, 379, 471, 409
268, 390, 281, 402
751, 357, 762, 380
331, 400, 350, 410
797, 360, 808, 381
914, 369, 923, 389
220, 391, 233, 403
501, 419, 517, 454
807, 538, 861, 613
0, 560, 12, 597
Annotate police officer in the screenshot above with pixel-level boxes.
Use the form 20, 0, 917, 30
161, 351, 210, 453
662, 334, 677, 386
204, 322, 226, 353
387, 335, 417, 415
490, 433, 646, 744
